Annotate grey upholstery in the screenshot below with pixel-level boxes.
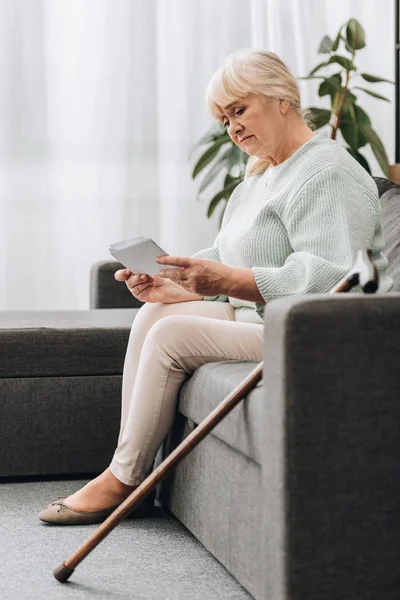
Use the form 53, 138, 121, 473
164, 293, 400, 600
0, 309, 138, 477
379, 181, 400, 290
1, 175, 400, 599
179, 361, 263, 464
1, 375, 124, 476
90, 260, 144, 309
261, 294, 400, 600
0, 310, 137, 378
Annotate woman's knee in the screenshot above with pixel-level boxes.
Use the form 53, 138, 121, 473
135, 301, 182, 326
130, 302, 177, 338
145, 315, 192, 352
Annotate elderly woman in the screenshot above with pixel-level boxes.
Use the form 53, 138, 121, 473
39, 49, 393, 524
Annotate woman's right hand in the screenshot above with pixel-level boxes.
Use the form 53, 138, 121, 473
114, 269, 196, 303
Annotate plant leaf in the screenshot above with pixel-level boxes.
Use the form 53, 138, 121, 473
346, 148, 371, 173
318, 35, 334, 54
339, 104, 371, 148
353, 104, 371, 125
344, 89, 357, 107
318, 73, 342, 97
339, 119, 367, 150
307, 107, 331, 129
331, 28, 344, 52
358, 125, 389, 175
218, 201, 227, 229
192, 137, 230, 179
360, 73, 395, 84
227, 144, 244, 172
340, 120, 360, 149
298, 75, 327, 80
331, 87, 357, 114
197, 147, 232, 195
328, 54, 356, 71
190, 123, 227, 158
207, 180, 240, 218
341, 101, 356, 123
352, 105, 370, 147
346, 18, 366, 50
344, 39, 354, 53
349, 89, 357, 101
224, 172, 235, 187
353, 86, 391, 102
309, 61, 330, 76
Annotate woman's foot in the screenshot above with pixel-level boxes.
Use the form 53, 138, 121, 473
38, 468, 156, 525
62, 467, 138, 512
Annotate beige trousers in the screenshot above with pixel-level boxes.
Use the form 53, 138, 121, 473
109, 300, 264, 485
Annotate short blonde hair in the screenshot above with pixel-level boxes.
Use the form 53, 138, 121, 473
206, 49, 312, 178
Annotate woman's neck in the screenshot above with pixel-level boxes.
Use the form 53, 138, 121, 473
263, 121, 316, 167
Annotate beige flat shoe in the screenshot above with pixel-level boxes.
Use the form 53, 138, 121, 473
38, 490, 156, 525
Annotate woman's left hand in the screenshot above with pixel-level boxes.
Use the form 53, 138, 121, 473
155, 256, 233, 297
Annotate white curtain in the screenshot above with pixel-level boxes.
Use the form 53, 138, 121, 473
0, 0, 394, 310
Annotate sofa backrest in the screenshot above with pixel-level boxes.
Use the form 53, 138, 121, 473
374, 177, 400, 291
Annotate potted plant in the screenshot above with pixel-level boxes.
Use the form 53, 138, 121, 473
191, 18, 394, 226
300, 18, 394, 177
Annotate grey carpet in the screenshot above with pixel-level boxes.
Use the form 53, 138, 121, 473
0, 479, 253, 600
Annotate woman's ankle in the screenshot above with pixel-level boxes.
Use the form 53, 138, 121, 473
103, 467, 137, 495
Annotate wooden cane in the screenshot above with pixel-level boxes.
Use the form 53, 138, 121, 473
53, 248, 379, 583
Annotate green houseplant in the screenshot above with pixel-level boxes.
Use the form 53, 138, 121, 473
300, 18, 393, 176
191, 18, 393, 226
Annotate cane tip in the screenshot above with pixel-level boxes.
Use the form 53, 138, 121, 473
53, 563, 74, 583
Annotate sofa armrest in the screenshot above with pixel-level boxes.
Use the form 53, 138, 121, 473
261, 293, 400, 600
90, 260, 145, 309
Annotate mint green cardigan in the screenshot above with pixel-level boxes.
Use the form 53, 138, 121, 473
192, 131, 393, 324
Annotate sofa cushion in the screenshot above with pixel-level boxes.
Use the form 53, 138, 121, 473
178, 361, 263, 465
90, 260, 145, 309
379, 182, 400, 291
373, 176, 399, 197
0, 309, 138, 378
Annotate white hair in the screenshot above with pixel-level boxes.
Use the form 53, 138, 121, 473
206, 49, 313, 177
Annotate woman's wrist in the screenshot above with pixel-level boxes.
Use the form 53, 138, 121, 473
226, 267, 265, 303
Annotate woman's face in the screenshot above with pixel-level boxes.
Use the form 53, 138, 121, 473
219, 93, 285, 160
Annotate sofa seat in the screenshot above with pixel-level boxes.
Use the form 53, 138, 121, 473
178, 361, 263, 464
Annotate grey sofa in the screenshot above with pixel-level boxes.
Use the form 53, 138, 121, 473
1, 176, 400, 600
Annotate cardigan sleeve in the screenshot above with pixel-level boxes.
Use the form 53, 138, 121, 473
191, 231, 229, 302
252, 166, 375, 320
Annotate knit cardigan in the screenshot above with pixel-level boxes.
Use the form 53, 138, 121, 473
191, 131, 394, 324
